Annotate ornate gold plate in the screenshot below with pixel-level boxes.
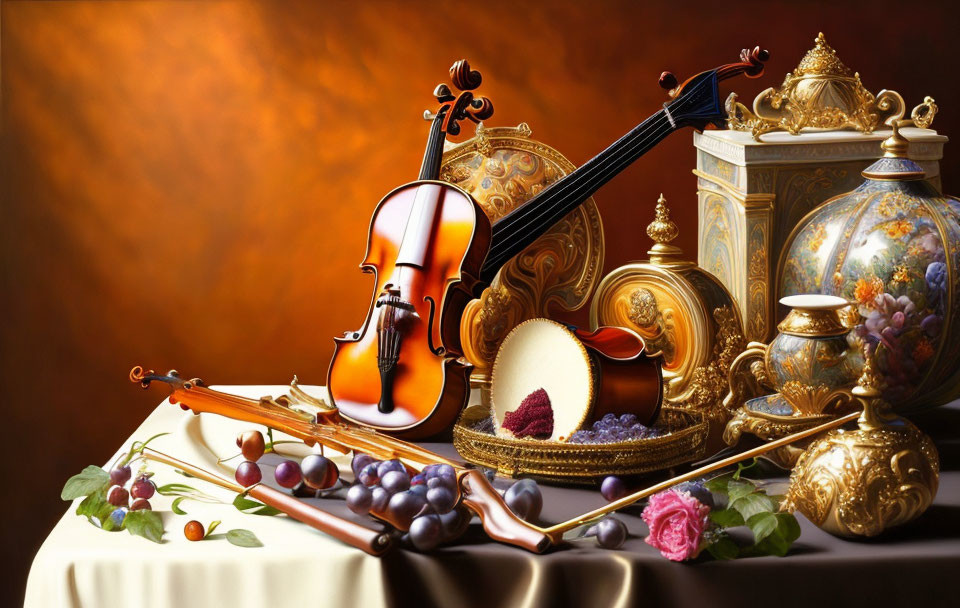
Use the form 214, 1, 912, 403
441, 123, 604, 387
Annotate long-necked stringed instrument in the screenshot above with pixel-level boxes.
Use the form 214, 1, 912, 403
329, 49, 769, 438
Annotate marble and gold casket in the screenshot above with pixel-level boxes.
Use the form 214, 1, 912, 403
695, 33, 947, 343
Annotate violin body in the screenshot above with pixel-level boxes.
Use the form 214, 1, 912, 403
327, 180, 490, 437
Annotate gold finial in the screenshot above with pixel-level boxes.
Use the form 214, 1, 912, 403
646, 194, 682, 264
795, 33, 851, 77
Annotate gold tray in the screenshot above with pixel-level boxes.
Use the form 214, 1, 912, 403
452, 405, 709, 483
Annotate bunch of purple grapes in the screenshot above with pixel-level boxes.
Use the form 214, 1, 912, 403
345, 455, 466, 551
567, 413, 663, 444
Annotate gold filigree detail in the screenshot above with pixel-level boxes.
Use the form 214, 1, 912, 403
727, 33, 914, 140
670, 306, 747, 428
628, 288, 675, 361
776, 305, 849, 336
779, 381, 835, 416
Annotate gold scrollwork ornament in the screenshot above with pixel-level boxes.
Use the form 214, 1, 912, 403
727, 32, 911, 140
784, 349, 939, 538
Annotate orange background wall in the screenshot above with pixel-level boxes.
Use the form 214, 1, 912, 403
2, 0, 958, 599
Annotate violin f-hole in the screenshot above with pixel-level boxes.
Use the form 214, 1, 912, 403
424, 296, 445, 357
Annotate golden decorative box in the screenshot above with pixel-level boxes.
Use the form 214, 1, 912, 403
696, 33, 947, 343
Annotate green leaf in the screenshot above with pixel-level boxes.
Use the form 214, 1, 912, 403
708, 507, 745, 528
746, 512, 779, 542
775, 512, 802, 545
705, 535, 739, 560
75, 490, 116, 529
124, 510, 164, 544
731, 493, 775, 521
206, 520, 221, 537
233, 495, 282, 516
226, 529, 263, 548
62, 466, 110, 500
703, 474, 733, 494
171, 497, 188, 515
156, 483, 220, 503
751, 531, 791, 557
726, 479, 756, 503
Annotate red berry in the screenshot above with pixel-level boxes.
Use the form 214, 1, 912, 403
274, 460, 302, 489
131, 478, 156, 499
237, 431, 266, 461
130, 498, 152, 511
235, 461, 262, 487
107, 485, 129, 506
184, 520, 204, 541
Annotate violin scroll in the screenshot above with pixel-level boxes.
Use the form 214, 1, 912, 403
427, 59, 495, 136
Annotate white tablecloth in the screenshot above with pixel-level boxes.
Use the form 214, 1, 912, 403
26, 385, 394, 608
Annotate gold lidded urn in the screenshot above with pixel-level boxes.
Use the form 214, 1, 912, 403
765, 294, 862, 415
784, 345, 939, 537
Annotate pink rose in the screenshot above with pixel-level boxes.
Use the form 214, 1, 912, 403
641, 489, 710, 561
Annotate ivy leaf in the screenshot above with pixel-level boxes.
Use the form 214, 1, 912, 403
171, 497, 189, 515
233, 495, 282, 516
731, 493, 775, 521
775, 512, 802, 545
124, 510, 164, 544
206, 520, 222, 537
746, 512, 779, 542
703, 474, 733, 494
226, 529, 263, 548
708, 507, 745, 528
706, 535, 739, 560
75, 491, 115, 528
726, 479, 756, 503
62, 466, 110, 500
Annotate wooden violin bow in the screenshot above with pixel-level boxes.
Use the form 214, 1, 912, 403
140, 447, 395, 556
132, 365, 854, 553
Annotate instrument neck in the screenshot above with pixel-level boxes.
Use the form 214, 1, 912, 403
418, 114, 447, 181
478, 108, 678, 284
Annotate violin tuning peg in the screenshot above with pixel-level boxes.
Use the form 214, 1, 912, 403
434, 83, 455, 102
658, 71, 678, 91
423, 110, 437, 121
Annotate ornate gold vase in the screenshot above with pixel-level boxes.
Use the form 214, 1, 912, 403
785, 352, 939, 538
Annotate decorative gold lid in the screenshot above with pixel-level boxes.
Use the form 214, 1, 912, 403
727, 33, 925, 140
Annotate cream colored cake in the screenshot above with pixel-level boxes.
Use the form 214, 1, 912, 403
491, 319, 594, 442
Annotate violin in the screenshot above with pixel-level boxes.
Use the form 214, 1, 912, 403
328, 49, 769, 438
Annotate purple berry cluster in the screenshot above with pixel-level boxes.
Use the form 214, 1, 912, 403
347, 454, 466, 551
567, 413, 662, 444
106, 464, 156, 522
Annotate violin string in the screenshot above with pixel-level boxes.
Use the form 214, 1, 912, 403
487, 74, 712, 244
481, 76, 714, 274
482, 119, 675, 274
